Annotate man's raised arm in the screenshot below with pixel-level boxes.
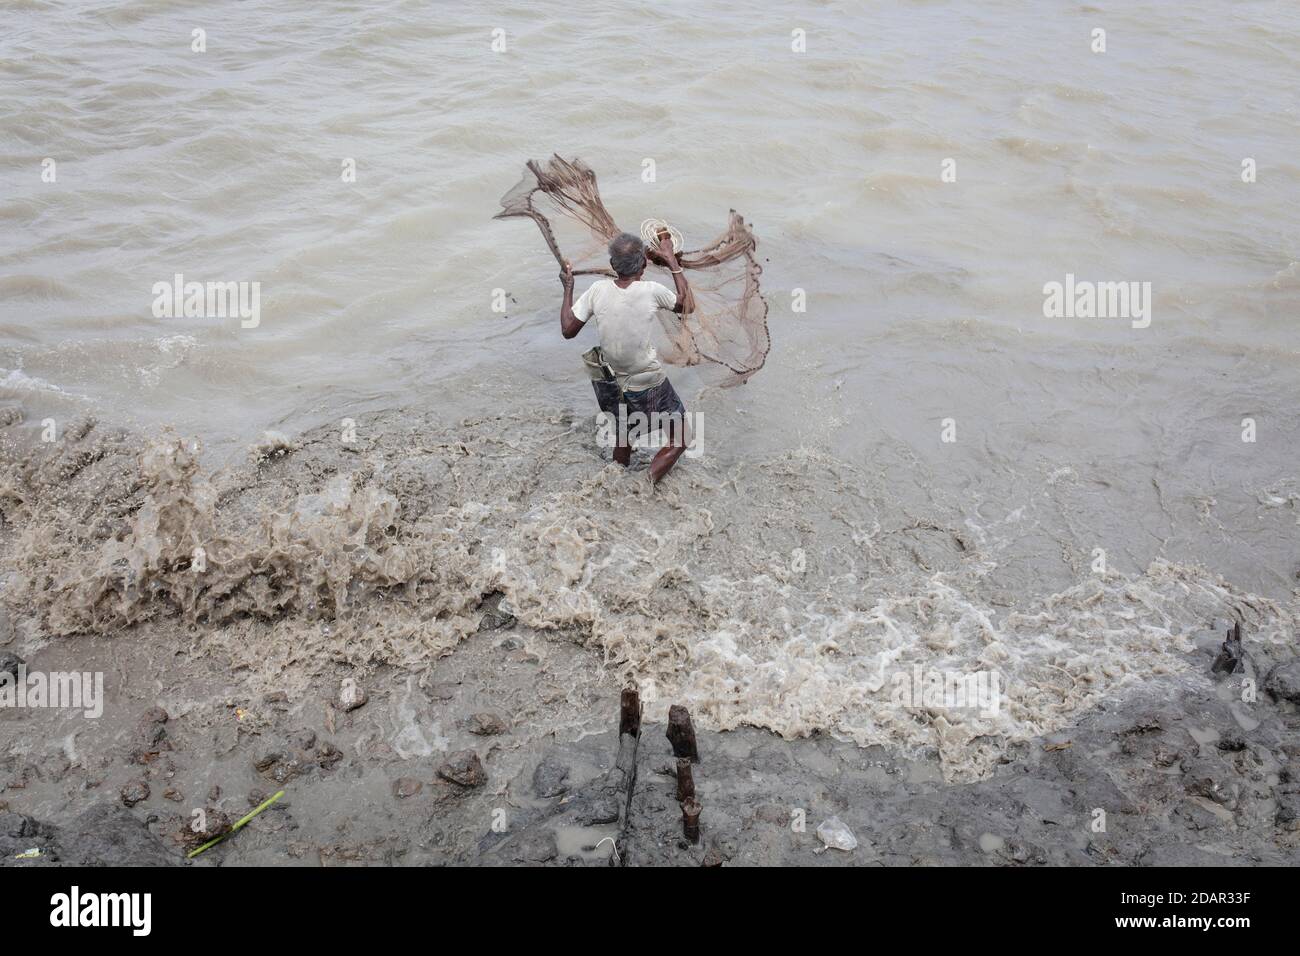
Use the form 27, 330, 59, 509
559, 260, 585, 339
656, 235, 695, 314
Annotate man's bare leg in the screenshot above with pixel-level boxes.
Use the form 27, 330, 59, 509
614, 441, 632, 467
649, 418, 686, 484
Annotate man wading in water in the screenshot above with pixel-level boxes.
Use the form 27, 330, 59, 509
559, 231, 694, 484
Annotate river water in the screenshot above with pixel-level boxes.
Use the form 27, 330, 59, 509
2, 0, 1297, 776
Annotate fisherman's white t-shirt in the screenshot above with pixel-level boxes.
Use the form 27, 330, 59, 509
573, 278, 677, 391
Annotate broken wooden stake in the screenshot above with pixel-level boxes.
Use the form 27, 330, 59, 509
666, 704, 698, 761
681, 798, 701, 844
675, 757, 695, 803
1211, 620, 1244, 675
620, 687, 642, 738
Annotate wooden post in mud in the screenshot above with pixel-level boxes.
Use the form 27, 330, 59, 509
667, 704, 698, 761
675, 758, 695, 803
681, 798, 701, 844
1211, 620, 1244, 675
620, 687, 642, 738
612, 688, 641, 813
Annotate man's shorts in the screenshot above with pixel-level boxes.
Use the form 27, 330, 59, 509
592, 377, 686, 444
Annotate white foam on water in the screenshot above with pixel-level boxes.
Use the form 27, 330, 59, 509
0, 368, 66, 395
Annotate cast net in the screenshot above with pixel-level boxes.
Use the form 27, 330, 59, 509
494, 155, 770, 385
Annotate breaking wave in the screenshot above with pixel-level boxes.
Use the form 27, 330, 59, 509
1, 410, 1293, 781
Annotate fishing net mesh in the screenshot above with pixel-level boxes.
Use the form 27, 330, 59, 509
494, 155, 770, 385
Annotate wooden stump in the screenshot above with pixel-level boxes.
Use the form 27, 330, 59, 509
681, 798, 701, 844
1211, 620, 1244, 675
675, 758, 695, 803
619, 687, 641, 738
666, 704, 699, 761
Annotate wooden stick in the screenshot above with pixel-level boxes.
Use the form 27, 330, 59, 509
676, 758, 695, 803
187, 790, 285, 859
681, 798, 701, 844
667, 704, 699, 761
619, 687, 642, 738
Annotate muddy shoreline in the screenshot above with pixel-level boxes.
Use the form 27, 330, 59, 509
0, 411, 1297, 865
2, 617, 1299, 866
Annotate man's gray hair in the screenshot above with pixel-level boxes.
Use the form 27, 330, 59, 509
608, 232, 646, 278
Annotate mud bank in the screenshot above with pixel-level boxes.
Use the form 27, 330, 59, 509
1, 619, 1298, 867
0, 410, 1297, 865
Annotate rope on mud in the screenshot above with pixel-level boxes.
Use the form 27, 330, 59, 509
593, 836, 620, 863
